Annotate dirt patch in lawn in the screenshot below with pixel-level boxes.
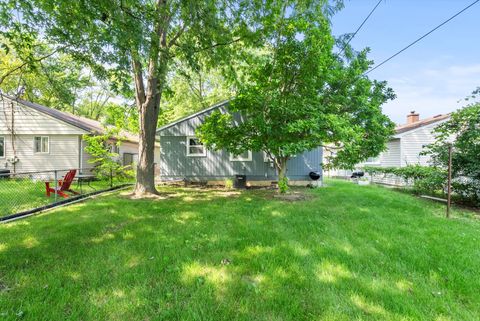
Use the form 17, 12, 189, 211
210, 190, 241, 197
120, 191, 175, 200
271, 190, 311, 202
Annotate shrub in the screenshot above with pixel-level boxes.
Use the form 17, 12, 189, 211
224, 179, 234, 189
364, 165, 446, 195
422, 96, 480, 207
278, 176, 289, 194
83, 129, 134, 183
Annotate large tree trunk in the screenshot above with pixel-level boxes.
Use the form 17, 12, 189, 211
131, 0, 168, 197
134, 97, 161, 196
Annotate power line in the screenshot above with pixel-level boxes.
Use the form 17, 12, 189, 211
366, 0, 480, 75
339, 0, 383, 55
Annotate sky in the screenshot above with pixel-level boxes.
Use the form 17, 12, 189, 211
331, 0, 479, 125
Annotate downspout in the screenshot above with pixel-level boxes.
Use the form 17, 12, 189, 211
78, 135, 83, 173
9, 101, 16, 173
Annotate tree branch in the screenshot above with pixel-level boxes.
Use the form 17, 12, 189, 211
131, 56, 146, 107
0, 47, 63, 86
145, 0, 168, 105
195, 37, 244, 53
167, 23, 187, 48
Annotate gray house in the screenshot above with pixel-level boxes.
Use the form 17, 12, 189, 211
156, 101, 323, 186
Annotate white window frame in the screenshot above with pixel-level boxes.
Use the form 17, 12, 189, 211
186, 136, 206, 157
34, 136, 50, 154
0, 136, 5, 158
230, 151, 252, 162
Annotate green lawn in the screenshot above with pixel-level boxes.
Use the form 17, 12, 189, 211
0, 177, 128, 217
0, 180, 479, 320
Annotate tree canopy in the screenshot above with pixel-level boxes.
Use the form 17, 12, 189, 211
197, 2, 395, 191
0, 39, 88, 111
2, 0, 259, 195
2, 0, 395, 195
159, 63, 233, 126
424, 88, 480, 205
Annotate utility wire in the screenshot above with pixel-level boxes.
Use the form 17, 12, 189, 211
366, 0, 480, 74
339, 0, 383, 55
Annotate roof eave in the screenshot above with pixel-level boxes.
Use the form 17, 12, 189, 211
156, 99, 231, 134
392, 115, 451, 138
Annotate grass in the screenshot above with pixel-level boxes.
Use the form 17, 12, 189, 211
0, 177, 129, 217
0, 180, 479, 320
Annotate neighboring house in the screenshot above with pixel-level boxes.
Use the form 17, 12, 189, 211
0, 94, 160, 174
324, 111, 451, 185
156, 101, 323, 186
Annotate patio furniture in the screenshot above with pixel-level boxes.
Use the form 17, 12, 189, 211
76, 174, 97, 193
45, 169, 79, 198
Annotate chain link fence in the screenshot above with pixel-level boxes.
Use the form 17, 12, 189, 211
0, 168, 134, 221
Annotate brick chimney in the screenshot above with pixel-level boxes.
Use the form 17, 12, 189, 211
407, 111, 419, 124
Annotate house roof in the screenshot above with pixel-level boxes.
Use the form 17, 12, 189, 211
157, 97, 451, 138
395, 113, 450, 135
156, 99, 230, 133
2, 93, 143, 145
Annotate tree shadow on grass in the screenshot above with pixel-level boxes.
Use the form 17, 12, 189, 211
0, 184, 479, 320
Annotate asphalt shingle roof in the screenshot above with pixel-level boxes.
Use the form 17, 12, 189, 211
395, 113, 450, 135
2, 94, 141, 144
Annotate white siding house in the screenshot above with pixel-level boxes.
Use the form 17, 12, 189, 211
0, 94, 160, 174
398, 122, 443, 166
325, 111, 451, 185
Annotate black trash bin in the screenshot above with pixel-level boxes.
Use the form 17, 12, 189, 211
0, 169, 10, 179
234, 174, 247, 189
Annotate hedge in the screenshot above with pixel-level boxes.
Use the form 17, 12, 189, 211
363, 165, 479, 207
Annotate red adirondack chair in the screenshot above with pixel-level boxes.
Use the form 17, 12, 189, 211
45, 169, 79, 198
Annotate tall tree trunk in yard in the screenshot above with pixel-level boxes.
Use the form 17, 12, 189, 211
135, 97, 161, 196
131, 0, 168, 197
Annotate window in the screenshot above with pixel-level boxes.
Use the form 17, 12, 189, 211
107, 143, 120, 154
123, 153, 138, 166
0, 137, 4, 158
230, 151, 252, 161
34, 136, 49, 153
186, 136, 206, 157
364, 156, 380, 164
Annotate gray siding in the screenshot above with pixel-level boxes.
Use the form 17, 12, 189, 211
159, 135, 322, 181
286, 148, 323, 180
158, 102, 322, 181
159, 105, 229, 137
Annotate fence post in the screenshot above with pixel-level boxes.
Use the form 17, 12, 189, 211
54, 170, 58, 203
446, 144, 453, 218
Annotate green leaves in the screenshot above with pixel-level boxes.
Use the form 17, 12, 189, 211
198, 0, 394, 181
423, 92, 480, 206
364, 165, 447, 195
83, 128, 133, 180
